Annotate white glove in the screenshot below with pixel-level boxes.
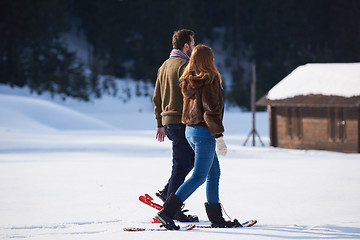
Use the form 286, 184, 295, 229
216, 136, 227, 156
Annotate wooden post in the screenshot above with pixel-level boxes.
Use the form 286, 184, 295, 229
251, 64, 256, 146
243, 63, 264, 146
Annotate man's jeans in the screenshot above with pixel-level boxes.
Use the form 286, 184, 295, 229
164, 124, 194, 198
175, 126, 220, 204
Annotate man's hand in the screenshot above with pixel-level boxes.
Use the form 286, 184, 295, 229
156, 127, 166, 142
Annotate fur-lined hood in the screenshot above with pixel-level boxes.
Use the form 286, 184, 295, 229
181, 73, 213, 98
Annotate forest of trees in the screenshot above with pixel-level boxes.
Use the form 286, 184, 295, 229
1, 0, 360, 109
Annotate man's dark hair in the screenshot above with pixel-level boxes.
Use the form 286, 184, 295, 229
172, 29, 194, 50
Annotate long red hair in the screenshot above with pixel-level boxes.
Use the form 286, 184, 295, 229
180, 44, 222, 87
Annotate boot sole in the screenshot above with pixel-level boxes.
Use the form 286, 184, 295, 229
155, 214, 179, 230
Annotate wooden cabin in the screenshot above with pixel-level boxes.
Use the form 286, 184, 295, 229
256, 63, 360, 153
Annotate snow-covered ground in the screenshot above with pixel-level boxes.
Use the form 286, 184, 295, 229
0, 83, 359, 240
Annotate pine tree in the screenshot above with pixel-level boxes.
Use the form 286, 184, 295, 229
0, 0, 91, 100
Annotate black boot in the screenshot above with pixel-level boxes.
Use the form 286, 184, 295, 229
205, 203, 242, 228
174, 209, 199, 222
155, 194, 183, 230
157, 185, 198, 222
155, 184, 168, 202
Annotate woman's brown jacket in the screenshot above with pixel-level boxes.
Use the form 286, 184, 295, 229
181, 74, 224, 138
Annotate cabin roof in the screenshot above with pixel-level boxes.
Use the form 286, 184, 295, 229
257, 94, 360, 107
257, 63, 360, 107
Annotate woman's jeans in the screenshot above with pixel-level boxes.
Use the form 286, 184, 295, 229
175, 126, 220, 204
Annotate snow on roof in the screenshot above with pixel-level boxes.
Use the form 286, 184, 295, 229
267, 63, 360, 100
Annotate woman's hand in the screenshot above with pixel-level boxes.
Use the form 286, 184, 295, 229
216, 136, 227, 156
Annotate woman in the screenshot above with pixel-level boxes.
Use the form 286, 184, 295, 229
155, 44, 241, 230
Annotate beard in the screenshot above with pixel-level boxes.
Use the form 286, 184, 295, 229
185, 48, 192, 57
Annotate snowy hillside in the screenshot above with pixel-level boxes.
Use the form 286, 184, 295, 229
0, 94, 115, 131
0, 83, 359, 240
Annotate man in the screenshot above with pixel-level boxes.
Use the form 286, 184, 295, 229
152, 29, 197, 222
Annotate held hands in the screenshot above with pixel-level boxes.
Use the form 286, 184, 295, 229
216, 136, 227, 156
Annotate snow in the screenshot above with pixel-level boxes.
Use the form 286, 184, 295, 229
1, 83, 360, 240
267, 63, 360, 100
0, 94, 116, 131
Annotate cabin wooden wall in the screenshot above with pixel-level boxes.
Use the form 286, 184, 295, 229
270, 107, 359, 153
